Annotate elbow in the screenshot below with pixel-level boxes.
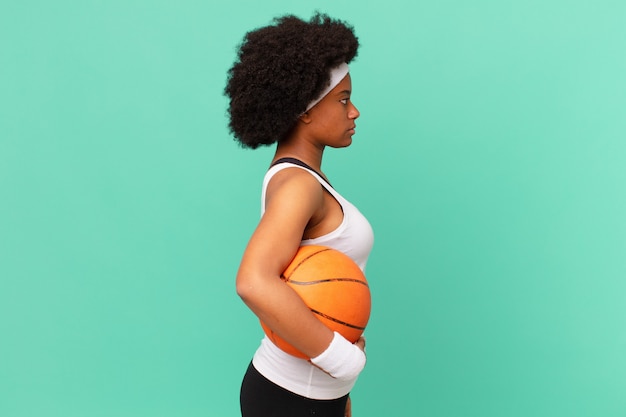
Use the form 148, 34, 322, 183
236, 269, 280, 307
235, 270, 258, 303
235, 279, 251, 301
235, 262, 282, 305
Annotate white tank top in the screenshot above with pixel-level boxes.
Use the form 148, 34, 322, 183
252, 159, 374, 399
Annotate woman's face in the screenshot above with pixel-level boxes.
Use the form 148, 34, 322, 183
307, 74, 360, 148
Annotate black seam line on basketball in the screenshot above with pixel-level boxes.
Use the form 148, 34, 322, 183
288, 278, 369, 287
283, 248, 333, 280
310, 309, 366, 331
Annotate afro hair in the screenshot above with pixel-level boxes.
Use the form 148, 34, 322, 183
224, 13, 359, 149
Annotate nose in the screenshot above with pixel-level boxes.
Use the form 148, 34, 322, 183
349, 101, 360, 119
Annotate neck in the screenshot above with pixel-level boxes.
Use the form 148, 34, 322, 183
273, 136, 325, 173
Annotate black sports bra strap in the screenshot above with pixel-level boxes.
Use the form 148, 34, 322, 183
271, 157, 333, 188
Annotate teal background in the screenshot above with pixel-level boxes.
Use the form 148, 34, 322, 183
1, 1, 625, 416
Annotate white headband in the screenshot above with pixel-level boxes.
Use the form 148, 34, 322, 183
305, 62, 350, 111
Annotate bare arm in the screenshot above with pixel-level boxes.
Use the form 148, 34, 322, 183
236, 168, 334, 358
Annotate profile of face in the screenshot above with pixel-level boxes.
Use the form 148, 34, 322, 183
304, 74, 360, 149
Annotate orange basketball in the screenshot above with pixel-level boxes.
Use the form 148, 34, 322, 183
260, 245, 371, 359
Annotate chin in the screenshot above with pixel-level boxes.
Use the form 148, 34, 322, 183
325, 134, 353, 149
331, 140, 352, 149
338, 136, 354, 148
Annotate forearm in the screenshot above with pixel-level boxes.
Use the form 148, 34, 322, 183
237, 270, 334, 358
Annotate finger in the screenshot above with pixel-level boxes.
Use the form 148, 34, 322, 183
355, 337, 366, 352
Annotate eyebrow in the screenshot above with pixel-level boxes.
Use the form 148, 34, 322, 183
337, 89, 351, 96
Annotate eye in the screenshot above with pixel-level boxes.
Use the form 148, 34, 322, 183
339, 98, 349, 105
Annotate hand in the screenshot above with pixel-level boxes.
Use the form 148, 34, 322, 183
344, 338, 364, 417
355, 336, 366, 353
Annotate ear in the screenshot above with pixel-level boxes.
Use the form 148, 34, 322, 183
299, 111, 313, 124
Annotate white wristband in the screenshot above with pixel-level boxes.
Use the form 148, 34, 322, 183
310, 332, 366, 381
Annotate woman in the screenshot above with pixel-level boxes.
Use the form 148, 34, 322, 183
224, 13, 374, 417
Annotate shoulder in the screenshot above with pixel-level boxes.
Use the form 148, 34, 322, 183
265, 166, 324, 211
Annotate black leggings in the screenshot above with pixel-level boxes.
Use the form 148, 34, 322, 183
240, 362, 349, 417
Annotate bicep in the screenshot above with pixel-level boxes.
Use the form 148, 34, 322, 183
238, 172, 323, 279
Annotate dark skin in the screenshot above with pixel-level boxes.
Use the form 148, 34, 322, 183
235, 74, 364, 416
